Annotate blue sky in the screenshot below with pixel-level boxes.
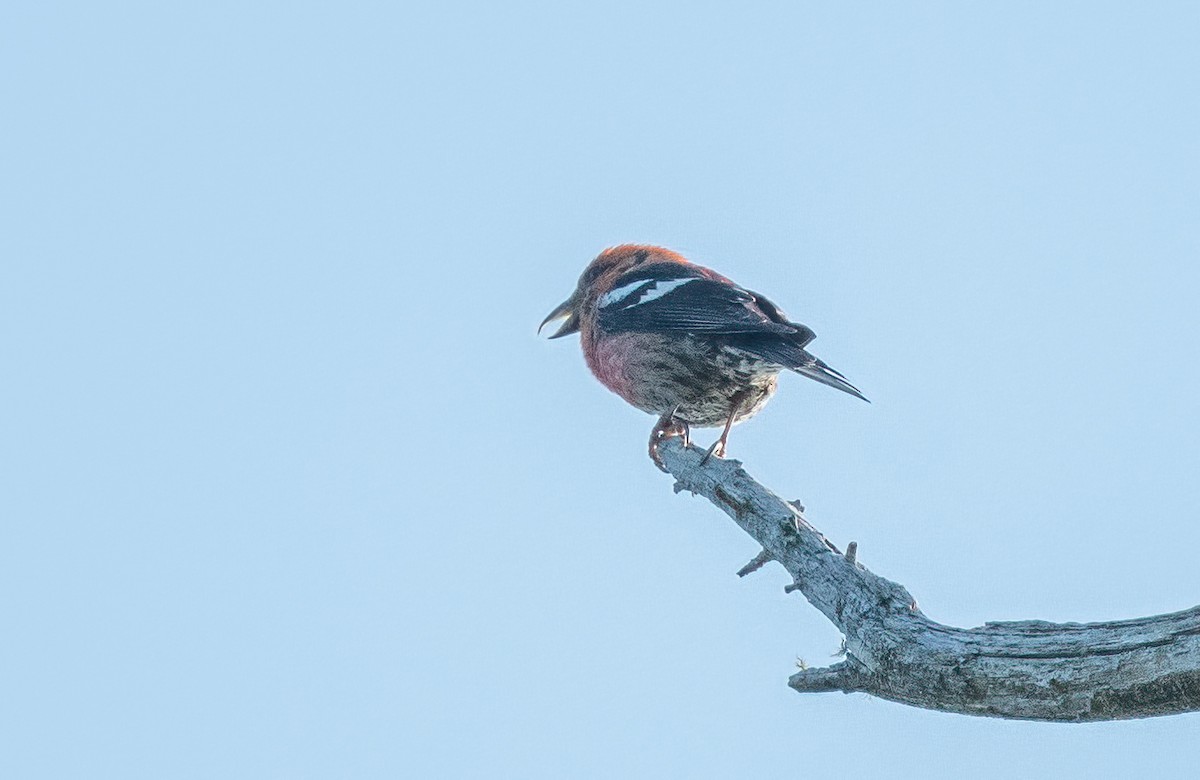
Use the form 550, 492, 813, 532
4, 2, 1200, 777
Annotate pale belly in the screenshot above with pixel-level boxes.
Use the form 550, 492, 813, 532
584, 332, 781, 427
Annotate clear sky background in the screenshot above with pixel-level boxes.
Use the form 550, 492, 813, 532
4, 2, 1200, 777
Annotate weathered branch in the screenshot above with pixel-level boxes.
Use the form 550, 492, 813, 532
659, 438, 1200, 721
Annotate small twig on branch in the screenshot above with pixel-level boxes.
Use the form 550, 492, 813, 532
658, 437, 1200, 722
736, 548, 773, 577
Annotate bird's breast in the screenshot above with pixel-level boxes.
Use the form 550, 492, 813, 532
582, 331, 644, 403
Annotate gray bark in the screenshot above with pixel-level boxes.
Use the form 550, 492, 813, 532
658, 438, 1200, 721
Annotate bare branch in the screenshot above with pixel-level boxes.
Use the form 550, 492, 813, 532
658, 438, 1200, 721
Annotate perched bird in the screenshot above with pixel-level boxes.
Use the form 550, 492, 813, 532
540, 245, 867, 469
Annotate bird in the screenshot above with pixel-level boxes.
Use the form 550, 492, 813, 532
540, 245, 867, 470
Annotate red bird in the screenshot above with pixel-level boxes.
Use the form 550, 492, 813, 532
540, 245, 867, 469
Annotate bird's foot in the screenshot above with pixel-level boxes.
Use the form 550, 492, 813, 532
699, 438, 726, 465
649, 412, 690, 472
699, 393, 743, 466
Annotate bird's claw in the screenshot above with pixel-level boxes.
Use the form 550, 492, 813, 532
649, 413, 690, 472
699, 438, 726, 465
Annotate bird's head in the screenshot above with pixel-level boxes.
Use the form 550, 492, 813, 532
539, 244, 689, 338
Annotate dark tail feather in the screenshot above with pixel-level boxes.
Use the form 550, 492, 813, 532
793, 355, 869, 402
728, 336, 869, 402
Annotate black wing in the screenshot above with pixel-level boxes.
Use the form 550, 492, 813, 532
597, 262, 816, 346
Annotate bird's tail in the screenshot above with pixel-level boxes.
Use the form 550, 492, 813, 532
793, 354, 869, 402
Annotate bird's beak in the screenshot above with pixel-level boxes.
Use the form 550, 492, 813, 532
539, 297, 581, 339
